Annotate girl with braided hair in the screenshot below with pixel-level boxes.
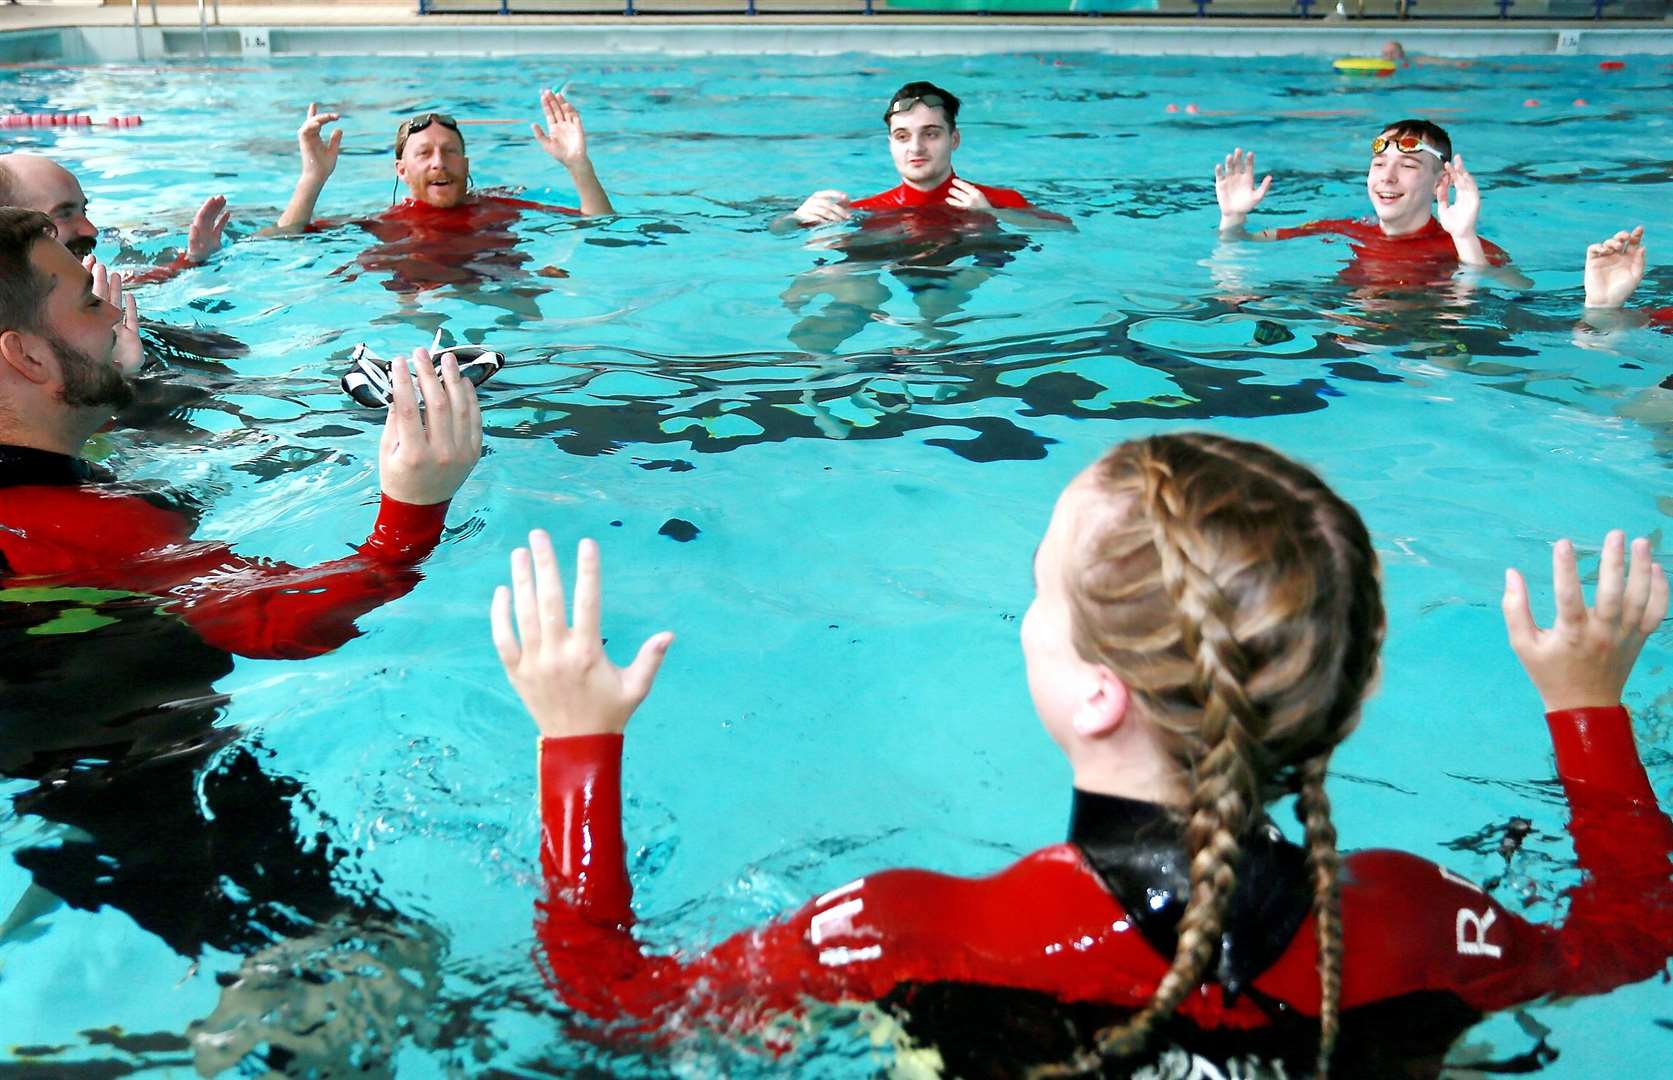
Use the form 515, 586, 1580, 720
493, 432, 1672, 1078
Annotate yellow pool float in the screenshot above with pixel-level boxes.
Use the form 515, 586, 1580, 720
1333, 57, 1398, 76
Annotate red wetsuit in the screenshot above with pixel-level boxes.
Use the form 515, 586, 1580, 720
1649, 306, 1673, 333
0, 444, 449, 659
535, 707, 1673, 1074
1273, 216, 1510, 289
811, 174, 1063, 274
123, 252, 200, 288
351, 193, 577, 296
849, 174, 1034, 213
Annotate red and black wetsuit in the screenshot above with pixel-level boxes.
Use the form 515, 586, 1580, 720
349, 193, 577, 296
0, 443, 452, 954
534, 707, 1672, 1075
1272, 216, 1510, 289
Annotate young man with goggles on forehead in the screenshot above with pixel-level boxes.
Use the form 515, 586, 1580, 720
1213, 119, 1514, 286
273, 90, 612, 234
781, 81, 1042, 228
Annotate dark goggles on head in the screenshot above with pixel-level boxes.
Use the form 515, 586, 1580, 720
1370, 133, 1445, 161
885, 93, 949, 122
395, 112, 461, 157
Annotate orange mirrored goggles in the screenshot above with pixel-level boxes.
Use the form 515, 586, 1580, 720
1371, 133, 1446, 161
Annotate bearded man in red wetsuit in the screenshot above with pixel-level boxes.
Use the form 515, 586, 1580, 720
774, 82, 1067, 355
271, 93, 611, 324
1213, 119, 1527, 290
0, 206, 483, 977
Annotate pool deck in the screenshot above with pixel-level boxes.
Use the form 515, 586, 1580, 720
0, 1, 1669, 57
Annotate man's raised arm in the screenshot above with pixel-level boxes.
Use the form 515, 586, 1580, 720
531, 90, 613, 217
272, 104, 344, 235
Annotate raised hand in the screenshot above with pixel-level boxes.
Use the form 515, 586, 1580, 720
1583, 226, 1647, 309
85, 254, 142, 375
1214, 148, 1271, 228
1502, 531, 1668, 712
491, 531, 674, 739
532, 89, 590, 167
1434, 153, 1481, 240
186, 194, 231, 263
946, 178, 992, 210
377, 346, 482, 507
297, 103, 343, 181
793, 189, 852, 226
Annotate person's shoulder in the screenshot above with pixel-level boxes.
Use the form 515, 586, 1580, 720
1478, 234, 1511, 265
971, 182, 1032, 210
1272, 217, 1358, 241
477, 192, 579, 215
849, 185, 903, 211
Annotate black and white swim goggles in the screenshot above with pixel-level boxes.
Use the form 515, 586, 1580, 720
340, 343, 505, 408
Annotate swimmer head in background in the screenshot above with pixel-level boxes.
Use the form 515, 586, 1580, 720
342, 343, 505, 409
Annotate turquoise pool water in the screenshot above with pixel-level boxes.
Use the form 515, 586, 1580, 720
1, 50, 1670, 1075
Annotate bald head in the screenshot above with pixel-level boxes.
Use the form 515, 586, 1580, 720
0, 154, 96, 258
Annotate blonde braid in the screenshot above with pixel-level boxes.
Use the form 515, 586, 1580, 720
1030, 433, 1384, 1078
1296, 754, 1344, 1077
1087, 449, 1268, 1061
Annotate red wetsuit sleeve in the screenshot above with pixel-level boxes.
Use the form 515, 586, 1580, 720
168, 495, 449, 659
123, 252, 199, 288
973, 183, 1033, 210
1270, 218, 1353, 242
1311, 706, 1673, 1015
534, 736, 1234, 1037
0, 487, 449, 660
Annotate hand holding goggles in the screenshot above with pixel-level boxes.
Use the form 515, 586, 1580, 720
1370, 133, 1446, 161
341, 343, 505, 409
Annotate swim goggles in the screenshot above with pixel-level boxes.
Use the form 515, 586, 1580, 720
1370, 133, 1446, 161
395, 111, 461, 157
885, 93, 949, 120
340, 343, 504, 408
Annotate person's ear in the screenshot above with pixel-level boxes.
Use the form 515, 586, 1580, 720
395, 156, 408, 183
1071, 666, 1129, 738
0, 330, 50, 385
951, 127, 961, 153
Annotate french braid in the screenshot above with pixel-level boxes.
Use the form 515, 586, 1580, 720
1044, 433, 1383, 1077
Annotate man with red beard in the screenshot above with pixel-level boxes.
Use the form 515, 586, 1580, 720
273, 93, 611, 304
1212, 120, 1518, 289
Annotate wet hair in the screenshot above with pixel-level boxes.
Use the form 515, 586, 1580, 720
1048, 432, 1384, 1078
1379, 117, 1452, 162
0, 207, 58, 334
884, 82, 961, 129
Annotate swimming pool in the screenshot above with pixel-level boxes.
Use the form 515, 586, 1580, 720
1, 48, 1670, 1075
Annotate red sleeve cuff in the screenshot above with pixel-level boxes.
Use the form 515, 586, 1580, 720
538, 734, 632, 925
1545, 705, 1656, 802
359, 495, 449, 565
